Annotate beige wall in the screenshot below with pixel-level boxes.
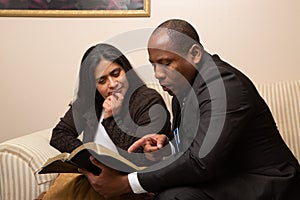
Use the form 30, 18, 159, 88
1, 0, 300, 142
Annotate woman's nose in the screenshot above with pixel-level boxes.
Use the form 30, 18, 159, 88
108, 77, 117, 88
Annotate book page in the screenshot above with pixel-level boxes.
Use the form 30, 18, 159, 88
39, 142, 146, 174
83, 142, 146, 171
41, 152, 70, 167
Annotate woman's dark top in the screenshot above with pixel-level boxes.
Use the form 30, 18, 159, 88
50, 85, 171, 166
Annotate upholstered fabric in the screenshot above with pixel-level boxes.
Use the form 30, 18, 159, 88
256, 80, 300, 161
0, 80, 299, 200
0, 129, 60, 200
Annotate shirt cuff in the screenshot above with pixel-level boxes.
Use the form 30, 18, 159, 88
128, 172, 147, 194
169, 141, 176, 154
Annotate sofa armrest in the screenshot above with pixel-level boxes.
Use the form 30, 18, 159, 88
0, 128, 60, 200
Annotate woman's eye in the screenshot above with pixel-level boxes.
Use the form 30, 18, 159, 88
97, 78, 106, 85
112, 69, 121, 77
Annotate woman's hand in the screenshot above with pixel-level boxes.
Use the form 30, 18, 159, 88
103, 92, 124, 119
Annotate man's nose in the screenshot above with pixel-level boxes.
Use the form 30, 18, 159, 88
154, 64, 166, 80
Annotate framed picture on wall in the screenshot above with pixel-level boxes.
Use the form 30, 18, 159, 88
0, 0, 150, 17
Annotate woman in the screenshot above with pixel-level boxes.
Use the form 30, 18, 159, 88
50, 43, 171, 167
44, 43, 171, 200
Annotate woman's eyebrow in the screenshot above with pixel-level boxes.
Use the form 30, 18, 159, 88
109, 68, 121, 75
95, 67, 121, 81
95, 75, 106, 82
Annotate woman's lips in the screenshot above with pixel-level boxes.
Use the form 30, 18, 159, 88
114, 88, 121, 93
108, 87, 122, 96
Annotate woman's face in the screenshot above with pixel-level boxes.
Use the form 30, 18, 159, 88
94, 59, 129, 98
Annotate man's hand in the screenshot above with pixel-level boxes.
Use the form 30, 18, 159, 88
103, 92, 124, 119
128, 134, 171, 161
80, 156, 132, 199
128, 134, 169, 152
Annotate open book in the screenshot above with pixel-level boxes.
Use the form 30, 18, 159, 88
38, 142, 145, 175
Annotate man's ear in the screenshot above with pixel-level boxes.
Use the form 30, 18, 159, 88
188, 44, 202, 64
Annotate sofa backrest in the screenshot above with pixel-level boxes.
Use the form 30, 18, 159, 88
256, 80, 300, 162
147, 80, 300, 162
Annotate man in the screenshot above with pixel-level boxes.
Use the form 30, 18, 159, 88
82, 19, 300, 199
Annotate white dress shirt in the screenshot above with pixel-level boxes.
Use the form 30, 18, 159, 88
93, 111, 146, 193
94, 111, 176, 193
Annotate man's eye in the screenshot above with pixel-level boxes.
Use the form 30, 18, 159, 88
161, 60, 171, 66
159, 63, 170, 68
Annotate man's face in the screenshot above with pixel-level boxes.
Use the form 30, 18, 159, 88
147, 30, 198, 96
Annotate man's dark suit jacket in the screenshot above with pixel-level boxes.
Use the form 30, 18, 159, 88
138, 51, 300, 199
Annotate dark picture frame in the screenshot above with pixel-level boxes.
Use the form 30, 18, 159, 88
0, 0, 150, 17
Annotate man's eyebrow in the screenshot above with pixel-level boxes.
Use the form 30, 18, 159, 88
149, 58, 169, 64
149, 58, 164, 63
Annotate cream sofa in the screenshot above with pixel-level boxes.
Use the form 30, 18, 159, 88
0, 80, 299, 200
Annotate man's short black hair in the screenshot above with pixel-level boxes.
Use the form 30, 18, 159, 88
152, 19, 203, 54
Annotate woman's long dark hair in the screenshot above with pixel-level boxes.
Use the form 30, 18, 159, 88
73, 43, 145, 115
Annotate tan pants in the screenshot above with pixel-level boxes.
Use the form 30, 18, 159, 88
42, 173, 153, 200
